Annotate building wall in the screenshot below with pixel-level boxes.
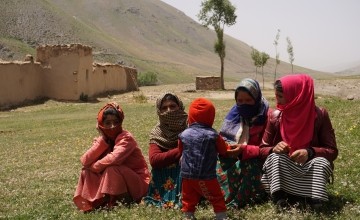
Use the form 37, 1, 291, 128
125, 67, 138, 92
0, 44, 137, 109
0, 62, 44, 108
37, 44, 93, 100
90, 63, 128, 96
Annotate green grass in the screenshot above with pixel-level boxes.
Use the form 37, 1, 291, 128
1, 93, 360, 219
0, 37, 36, 59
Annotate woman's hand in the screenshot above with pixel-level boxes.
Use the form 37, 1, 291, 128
290, 149, 308, 165
89, 163, 102, 173
272, 141, 291, 154
82, 165, 101, 173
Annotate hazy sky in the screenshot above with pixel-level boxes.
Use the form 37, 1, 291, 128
161, 0, 360, 72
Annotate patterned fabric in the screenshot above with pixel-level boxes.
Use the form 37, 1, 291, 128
149, 93, 187, 150
216, 157, 266, 208
261, 153, 332, 201
216, 78, 268, 208
144, 163, 182, 208
145, 93, 186, 208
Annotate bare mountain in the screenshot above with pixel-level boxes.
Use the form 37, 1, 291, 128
0, 0, 332, 84
336, 63, 360, 75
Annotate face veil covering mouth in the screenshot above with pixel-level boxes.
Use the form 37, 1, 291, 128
97, 102, 124, 141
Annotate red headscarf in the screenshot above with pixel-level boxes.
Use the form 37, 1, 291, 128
188, 98, 215, 127
277, 74, 316, 154
97, 102, 125, 141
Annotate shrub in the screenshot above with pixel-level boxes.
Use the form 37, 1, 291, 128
133, 92, 148, 103
137, 71, 157, 86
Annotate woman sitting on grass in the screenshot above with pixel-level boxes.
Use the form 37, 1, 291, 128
260, 74, 338, 211
216, 78, 269, 208
144, 93, 188, 208
73, 102, 150, 212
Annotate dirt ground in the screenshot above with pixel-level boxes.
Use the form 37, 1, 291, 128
313, 78, 359, 100
126, 77, 360, 102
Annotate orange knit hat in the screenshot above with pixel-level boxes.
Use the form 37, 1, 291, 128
188, 98, 215, 127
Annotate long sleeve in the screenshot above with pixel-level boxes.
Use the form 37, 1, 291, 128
91, 131, 137, 172
259, 110, 282, 161
241, 144, 259, 160
311, 108, 338, 162
80, 136, 109, 167
178, 139, 183, 154
240, 125, 264, 160
149, 143, 181, 169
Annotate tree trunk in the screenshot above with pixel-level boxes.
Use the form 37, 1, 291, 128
220, 57, 225, 90
274, 65, 277, 82
262, 66, 265, 89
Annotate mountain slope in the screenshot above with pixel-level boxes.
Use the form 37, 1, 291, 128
336, 63, 360, 75
0, 0, 332, 84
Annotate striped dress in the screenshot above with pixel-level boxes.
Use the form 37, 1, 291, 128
261, 153, 333, 201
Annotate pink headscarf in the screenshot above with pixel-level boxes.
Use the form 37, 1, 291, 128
277, 74, 316, 154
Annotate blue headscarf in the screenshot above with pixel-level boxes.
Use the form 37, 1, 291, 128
220, 78, 269, 143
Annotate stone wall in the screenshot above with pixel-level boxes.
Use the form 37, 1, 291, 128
195, 76, 221, 90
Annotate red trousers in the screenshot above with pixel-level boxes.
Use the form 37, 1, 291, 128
181, 178, 226, 213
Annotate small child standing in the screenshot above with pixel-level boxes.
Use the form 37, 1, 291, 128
179, 98, 242, 220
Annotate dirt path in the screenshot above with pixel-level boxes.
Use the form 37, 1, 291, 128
131, 78, 360, 102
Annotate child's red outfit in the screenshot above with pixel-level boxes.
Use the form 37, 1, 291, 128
179, 98, 229, 220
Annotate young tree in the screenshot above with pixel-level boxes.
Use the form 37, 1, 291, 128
260, 52, 270, 89
287, 37, 295, 73
198, 0, 237, 90
251, 47, 261, 79
273, 29, 281, 81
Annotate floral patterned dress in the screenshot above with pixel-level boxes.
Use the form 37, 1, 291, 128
216, 157, 265, 208
144, 163, 182, 208
216, 79, 270, 209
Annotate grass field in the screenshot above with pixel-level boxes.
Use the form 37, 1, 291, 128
1, 89, 360, 219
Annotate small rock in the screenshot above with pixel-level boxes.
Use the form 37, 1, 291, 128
347, 95, 354, 100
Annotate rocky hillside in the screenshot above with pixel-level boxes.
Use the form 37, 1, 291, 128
0, 0, 332, 84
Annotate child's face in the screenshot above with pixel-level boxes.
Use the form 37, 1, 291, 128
103, 115, 121, 128
160, 100, 180, 113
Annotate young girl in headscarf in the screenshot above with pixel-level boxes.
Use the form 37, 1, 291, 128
144, 93, 188, 208
73, 102, 150, 212
216, 78, 270, 208
260, 74, 338, 210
